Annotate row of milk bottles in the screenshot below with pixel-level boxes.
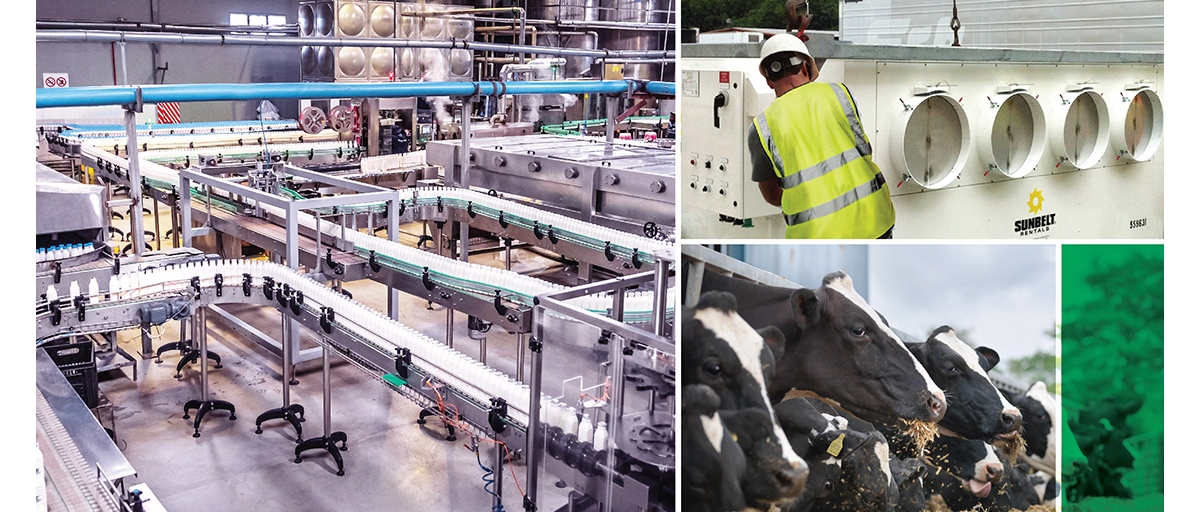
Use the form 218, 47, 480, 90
37, 244, 91, 262
542, 398, 610, 452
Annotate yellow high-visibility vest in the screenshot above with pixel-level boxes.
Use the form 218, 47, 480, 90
753, 82, 895, 239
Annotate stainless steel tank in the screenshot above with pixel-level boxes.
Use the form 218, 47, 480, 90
530, 0, 601, 78
302, 0, 397, 82
602, 0, 671, 80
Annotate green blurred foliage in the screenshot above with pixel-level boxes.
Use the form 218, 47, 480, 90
1004, 350, 1057, 390
1062, 246, 1164, 403
681, 0, 840, 33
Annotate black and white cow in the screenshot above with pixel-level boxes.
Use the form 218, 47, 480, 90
682, 291, 809, 509
699, 270, 946, 425
907, 326, 1022, 442
1004, 380, 1061, 503
924, 435, 1006, 509
773, 398, 897, 512
997, 460, 1045, 511
890, 457, 927, 512
1004, 381, 1056, 471
682, 384, 747, 512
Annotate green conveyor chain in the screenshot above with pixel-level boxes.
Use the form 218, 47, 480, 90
538, 116, 669, 135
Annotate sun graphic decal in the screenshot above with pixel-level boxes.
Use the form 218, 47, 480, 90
1027, 188, 1045, 214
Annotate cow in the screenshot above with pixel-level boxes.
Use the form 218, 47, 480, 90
697, 270, 946, 425
1003, 380, 1061, 503
907, 326, 1022, 442
998, 460, 1046, 511
923, 435, 1007, 510
682, 291, 809, 509
773, 397, 897, 511
682, 384, 747, 512
890, 457, 927, 512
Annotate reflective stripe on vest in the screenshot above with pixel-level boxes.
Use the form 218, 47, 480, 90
755, 82, 896, 238
762, 84, 874, 189
783, 172, 887, 226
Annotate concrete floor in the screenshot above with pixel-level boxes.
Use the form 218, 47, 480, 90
96, 221, 587, 512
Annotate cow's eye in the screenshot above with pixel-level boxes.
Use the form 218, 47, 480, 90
850, 326, 867, 337
703, 362, 722, 377
944, 365, 960, 375
823, 480, 834, 491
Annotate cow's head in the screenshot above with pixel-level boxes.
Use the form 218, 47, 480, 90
682, 384, 747, 512
683, 291, 808, 507
775, 396, 900, 512
890, 457, 927, 512
926, 435, 1005, 504
768, 271, 946, 424
1009, 381, 1057, 469
995, 460, 1044, 511
908, 326, 1022, 441
721, 408, 811, 510
808, 429, 899, 512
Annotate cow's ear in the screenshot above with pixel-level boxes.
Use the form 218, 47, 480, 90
790, 288, 821, 329
758, 325, 786, 364
906, 341, 925, 360
683, 384, 721, 417
812, 430, 868, 459
891, 457, 926, 485
976, 346, 1001, 372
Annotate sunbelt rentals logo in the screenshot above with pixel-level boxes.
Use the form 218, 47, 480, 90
1015, 188, 1056, 236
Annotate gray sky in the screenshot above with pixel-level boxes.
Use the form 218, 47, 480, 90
866, 244, 1057, 362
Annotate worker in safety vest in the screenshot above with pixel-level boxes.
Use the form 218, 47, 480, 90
748, 34, 896, 239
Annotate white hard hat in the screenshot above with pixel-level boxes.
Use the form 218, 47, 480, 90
759, 34, 818, 81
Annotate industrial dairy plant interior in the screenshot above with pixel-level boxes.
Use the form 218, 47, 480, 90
680, 3, 1164, 239
34, 0, 675, 510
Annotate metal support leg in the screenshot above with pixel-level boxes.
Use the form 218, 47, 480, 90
182, 307, 236, 437
152, 194, 162, 251
605, 96, 618, 144
516, 333, 525, 383
294, 339, 348, 476
493, 440, 504, 510
525, 311, 545, 512
602, 291, 627, 512
170, 202, 180, 249
256, 252, 305, 441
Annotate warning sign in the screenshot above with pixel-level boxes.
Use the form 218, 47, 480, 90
43, 73, 69, 88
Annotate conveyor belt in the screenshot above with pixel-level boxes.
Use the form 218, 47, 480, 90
77, 144, 676, 321
35, 258, 575, 430
36, 389, 121, 512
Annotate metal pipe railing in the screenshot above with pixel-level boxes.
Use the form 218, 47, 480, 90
36, 30, 674, 60
36, 79, 676, 109
37, 20, 299, 36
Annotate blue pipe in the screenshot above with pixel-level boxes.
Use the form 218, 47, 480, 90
37, 80, 673, 109
645, 81, 676, 96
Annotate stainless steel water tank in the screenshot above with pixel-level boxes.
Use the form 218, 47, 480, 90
602, 0, 669, 80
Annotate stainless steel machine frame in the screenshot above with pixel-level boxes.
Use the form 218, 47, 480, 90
527, 249, 673, 512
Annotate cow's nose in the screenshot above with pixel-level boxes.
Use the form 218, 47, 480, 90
985, 463, 1004, 482
1001, 410, 1022, 431
925, 392, 947, 421
775, 464, 809, 494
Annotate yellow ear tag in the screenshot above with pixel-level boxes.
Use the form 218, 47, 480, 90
827, 433, 845, 457
731, 433, 738, 443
